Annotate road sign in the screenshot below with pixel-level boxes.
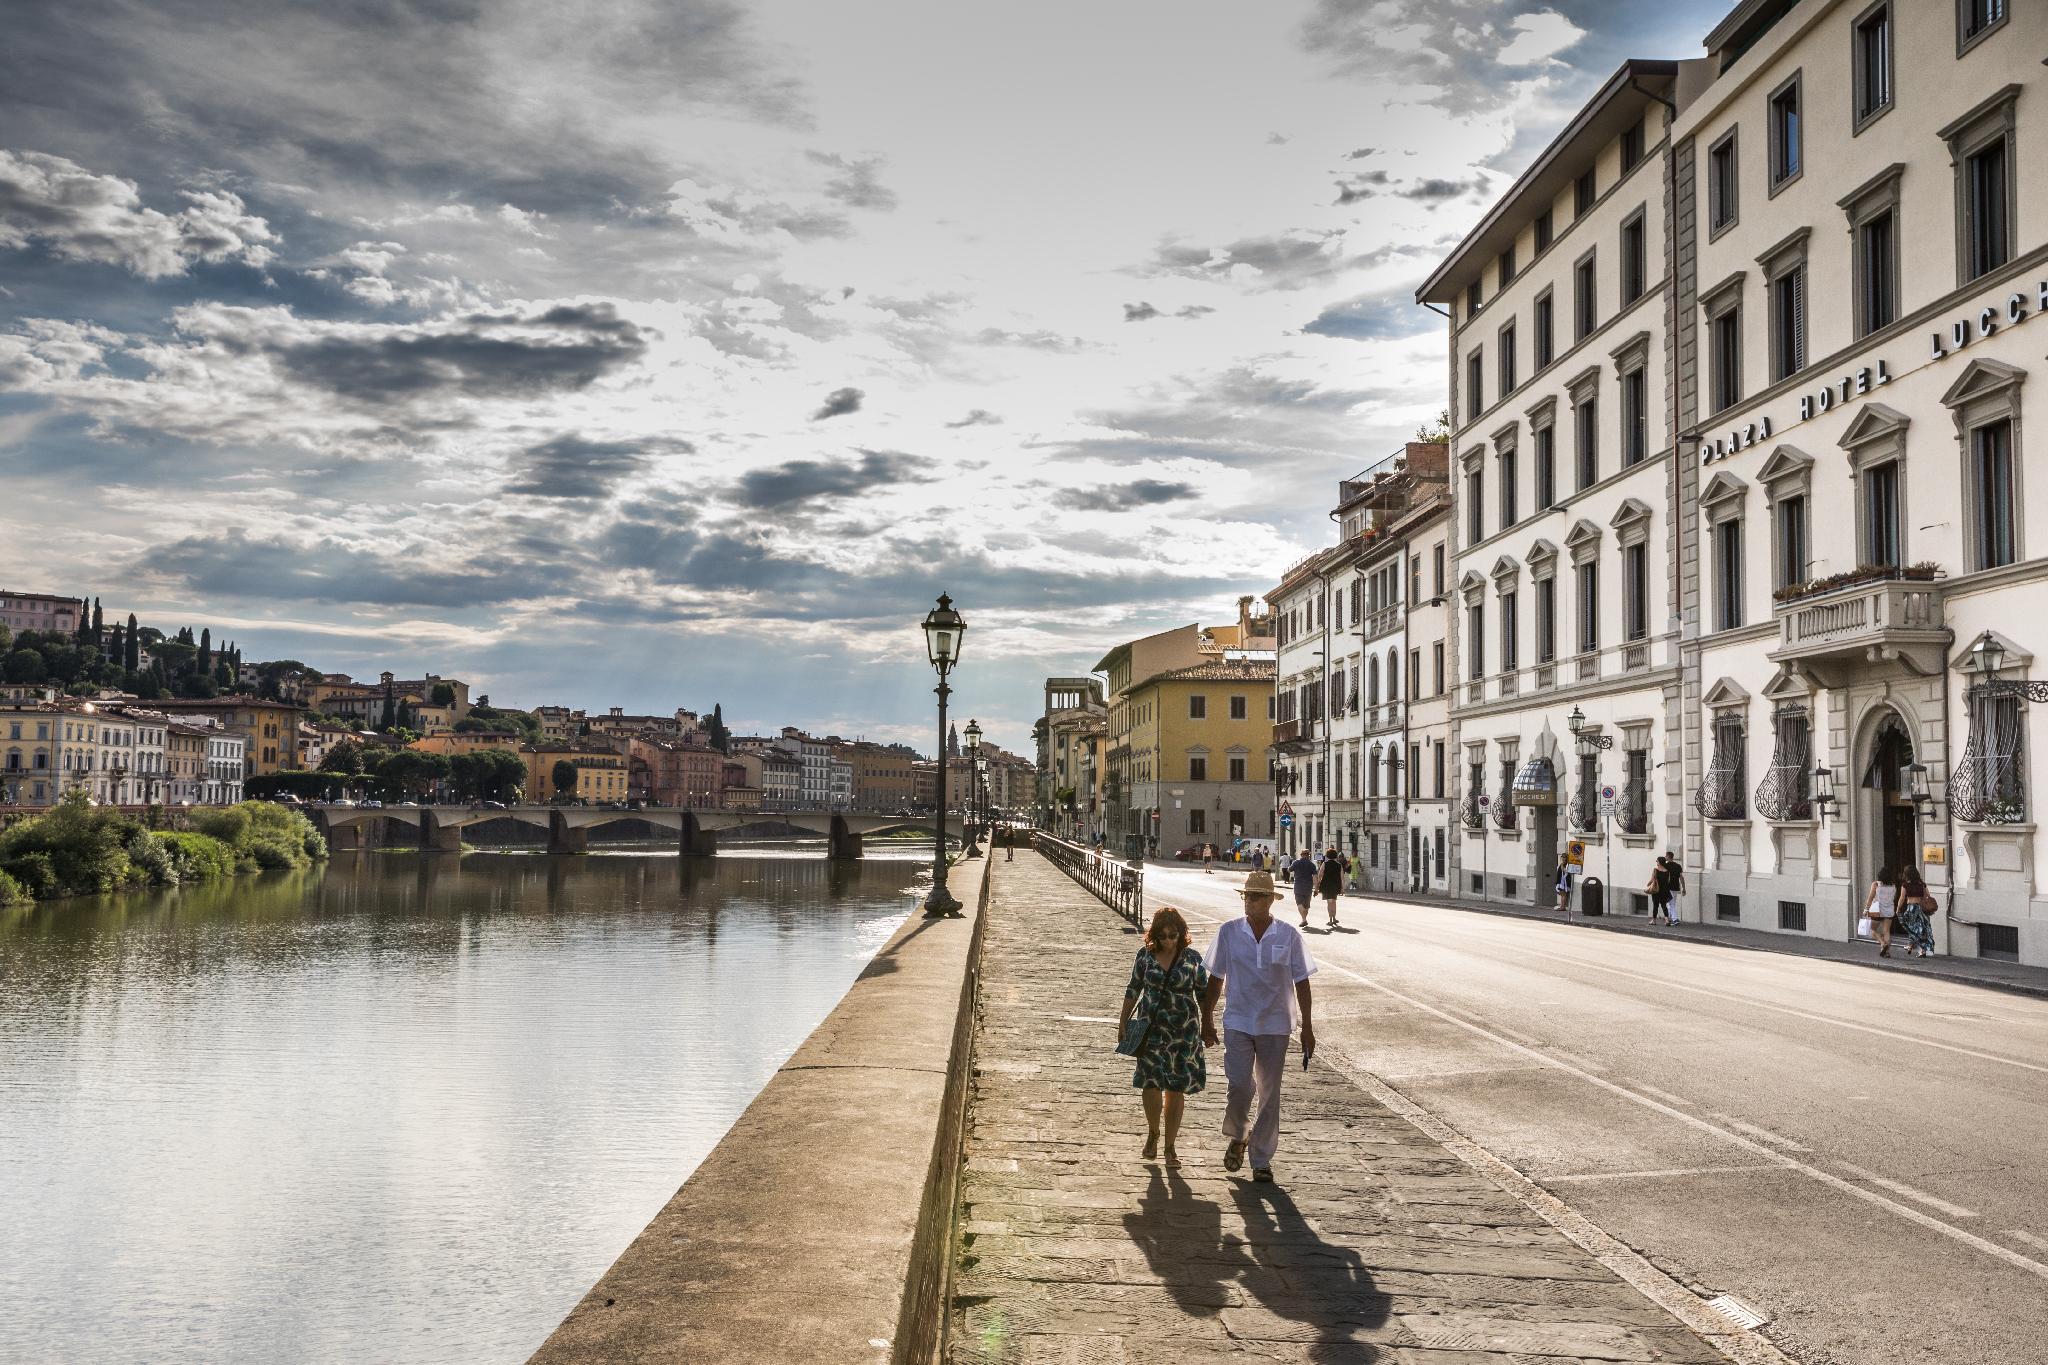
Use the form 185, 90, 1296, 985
1599, 798, 1616, 820
1477, 794, 1491, 808
1600, 784, 1616, 801
1280, 812, 1294, 828
1565, 840, 1585, 868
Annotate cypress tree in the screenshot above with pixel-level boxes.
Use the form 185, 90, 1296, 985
124, 614, 139, 672
90, 597, 103, 644
198, 628, 211, 674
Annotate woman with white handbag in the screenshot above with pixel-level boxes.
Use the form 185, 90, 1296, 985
1860, 866, 1899, 958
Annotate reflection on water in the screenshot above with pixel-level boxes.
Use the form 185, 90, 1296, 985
0, 846, 920, 1364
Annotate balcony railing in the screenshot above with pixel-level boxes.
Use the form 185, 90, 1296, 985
1622, 642, 1650, 672
1460, 790, 1483, 830
1772, 572, 1945, 666
1574, 652, 1600, 683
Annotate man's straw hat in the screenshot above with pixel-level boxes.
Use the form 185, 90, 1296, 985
1240, 870, 1278, 899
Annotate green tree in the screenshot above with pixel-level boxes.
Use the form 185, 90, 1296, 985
430, 682, 456, 708
0, 623, 10, 654
373, 750, 450, 800
197, 628, 211, 675
449, 749, 527, 802
1414, 408, 1452, 444
91, 597, 103, 644
123, 614, 139, 672
3, 649, 47, 684
319, 739, 365, 775
706, 703, 730, 754
551, 760, 580, 803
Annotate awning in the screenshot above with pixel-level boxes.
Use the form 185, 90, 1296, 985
1511, 756, 1558, 807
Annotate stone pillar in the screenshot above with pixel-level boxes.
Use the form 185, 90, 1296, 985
549, 810, 589, 854
681, 812, 719, 857
325, 819, 363, 852
420, 809, 464, 852
828, 814, 863, 862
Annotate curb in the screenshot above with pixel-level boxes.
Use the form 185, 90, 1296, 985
1358, 887, 2048, 1003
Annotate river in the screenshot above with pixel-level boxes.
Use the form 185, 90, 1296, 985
0, 844, 926, 1363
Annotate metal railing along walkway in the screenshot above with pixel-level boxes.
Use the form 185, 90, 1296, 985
1031, 832, 1144, 926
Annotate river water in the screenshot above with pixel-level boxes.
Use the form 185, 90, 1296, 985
0, 845, 925, 1363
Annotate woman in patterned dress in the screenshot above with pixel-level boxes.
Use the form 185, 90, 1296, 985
1118, 906, 1209, 1168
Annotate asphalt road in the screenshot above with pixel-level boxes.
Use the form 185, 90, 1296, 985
1142, 861, 2048, 1365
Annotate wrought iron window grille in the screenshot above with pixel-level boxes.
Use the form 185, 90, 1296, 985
1948, 686, 2026, 824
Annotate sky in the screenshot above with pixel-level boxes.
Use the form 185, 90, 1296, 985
1, 0, 1726, 754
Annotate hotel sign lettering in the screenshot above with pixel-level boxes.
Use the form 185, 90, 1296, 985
1701, 278, 2048, 467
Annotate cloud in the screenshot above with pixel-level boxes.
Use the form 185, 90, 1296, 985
1123, 302, 1161, 322
945, 409, 1002, 428
1301, 288, 1436, 341
810, 385, 864, 420
1497, 10, 1588, 65
1054, 479, 1197, 512
0, 149, 276, 277
1333, 170, 1389, 204
1175, 305, 1215, 319
1141, 230, 1354, 292
1397, 177, 1482, 204
146, 529, 567, 608
664, 176, 849, 244
505, 433, 692, 499
970, 326, 1088, 352
728, 448, 932, 509
277, 301, 651, 401
806, 151, 897, 210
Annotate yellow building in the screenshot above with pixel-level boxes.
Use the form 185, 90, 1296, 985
152, 697, 304, 777
1097, 623, 1275, 854
522, 743, 629, 803
412, 731, 523, 758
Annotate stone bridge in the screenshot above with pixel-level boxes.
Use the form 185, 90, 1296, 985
308, 804, 965, 859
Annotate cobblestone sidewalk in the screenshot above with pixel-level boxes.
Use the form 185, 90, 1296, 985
947, 852, 1728, 1364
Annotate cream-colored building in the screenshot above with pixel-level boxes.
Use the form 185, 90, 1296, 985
1418, 0, 2048, 964
1038, 677, 1108, 841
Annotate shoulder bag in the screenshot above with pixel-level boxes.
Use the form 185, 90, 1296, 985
1116, 946, 1182, 1057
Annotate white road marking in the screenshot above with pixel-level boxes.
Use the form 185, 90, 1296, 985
1302, 955, 2048, 1284
2008, 1230, 2048, 1252
1710, 1113, 1812, 1151
1061, 1015, 1118, 1023
1835, 1163, 1979, 1219
1634, 1083, 1692, 1107
1379, 1063, 1553, 1081
1546, 1165, 1771, 1184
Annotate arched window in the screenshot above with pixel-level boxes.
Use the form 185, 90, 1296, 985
1386, 646, 1401, 700
1367, 656, 1380, 706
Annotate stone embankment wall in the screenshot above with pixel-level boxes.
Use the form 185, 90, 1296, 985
530, 854, 992, 1364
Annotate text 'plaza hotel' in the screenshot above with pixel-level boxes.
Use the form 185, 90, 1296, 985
1410, 0, 2044, 964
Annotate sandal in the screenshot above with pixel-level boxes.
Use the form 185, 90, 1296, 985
1224, 1139, 1245, 1172
1164, 1147, 1180, 1169
1142, 1132, 1159, 1160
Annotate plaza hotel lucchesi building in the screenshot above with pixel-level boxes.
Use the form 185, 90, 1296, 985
1419, 0, 2048, 965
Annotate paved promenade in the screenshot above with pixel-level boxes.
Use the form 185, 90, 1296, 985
948, 852, 1732, 1363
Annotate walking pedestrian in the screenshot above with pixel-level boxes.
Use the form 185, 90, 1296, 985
1318, 846, 1344, 929
1289, 850, 1315, 928
1896, 865, 1939, 958
1202, 842, 1215, 873
1117, 906, 1209, 1168
1663, 851, 1686, 924
1646, 855, 1672, 924
1861, 864, 1899, 957
1200, 870, 1315, 1185
1553, 852, 1573, 913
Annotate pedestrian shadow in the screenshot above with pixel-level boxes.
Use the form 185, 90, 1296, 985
1230, 1180, 1387, 1361
1120, 1167, 1237, 1318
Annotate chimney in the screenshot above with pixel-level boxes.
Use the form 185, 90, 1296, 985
1237, 595, 1253, 641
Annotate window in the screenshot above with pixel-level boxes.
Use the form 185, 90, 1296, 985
1952, 686, 2024, 823
1189, 755, 1207, 781
1623, 543, 1649, 641
1574, 253, 1597, 340
1620, 211, 1646, 305
1864, 459, 1902, 567
1757, 705, 1813, 820
1778, 901, 1808, 931
1466, 465, 1485, 543
1620, 119, 1645, 173
1768, 74, 1802, 190
1710, 305, 1742, 414
1499, 244, 1516, 286
1433, 742, 1445, 798
1776, 494, 1810, 589
1229, 756, 1247, 783
1621, 368, 1648, 466
1467, 348, 1485, 417
1575, 393, 1599, 490
1467, 279, 1482, 317
1432, 641, 1444, 694
1696, 713, 1747, 820
1577, 561, 1600, 653
1534, 208, 1553, 254
1959, 0, 2008, 52
1972, 419, 2016, 570
1498, 322, 1517, 396
1500, 590, 1519, 671
1189, 808, 1205, 834
1433, 544, 1445, 596
1856, 207, 1898, 335
1575, 168, 1596, 216
1714, 519, 1744, 630
1534, 424, 1557, 510
1533, 291, 1555, 368
1854, 3, 1893, 127
1229, 694, 1247, 720
1708, 130, 1738, 235
1499, 445, 1518, 530
1188, 695, 1206, 719
1535, 576, 1556, 664
1622, 746, 1650, 834
1963, 138, 2010, 281
1467, 603, 1485, 680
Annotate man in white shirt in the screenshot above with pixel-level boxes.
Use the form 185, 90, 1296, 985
1200, 869, 1316, 1183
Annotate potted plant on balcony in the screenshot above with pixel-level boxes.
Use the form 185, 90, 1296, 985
1772, 561, 1942, 606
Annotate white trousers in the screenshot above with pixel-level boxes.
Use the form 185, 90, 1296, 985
1221, 1028, 1290, 1168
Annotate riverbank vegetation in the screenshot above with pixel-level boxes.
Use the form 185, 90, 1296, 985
0, 792, 328, 904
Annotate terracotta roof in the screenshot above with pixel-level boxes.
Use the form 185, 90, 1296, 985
1138, 659, 1277, 687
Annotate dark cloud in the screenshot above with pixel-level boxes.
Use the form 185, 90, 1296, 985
1302, 288, 1436, 341
1334, 170, 1389, 204
805, 151, 897, 211
1398, 177, 1482, 204
1055, 479, 1197, 512
1123, 302, 1161, 322
145, 529, 566, 608
278, 302, 650, 400
0, 150, 277, 278
1141, 231, 1351, 292
727, 447, 932, 509
945, 409, 1002, 428
1345, 147, 1380, 160
504, 433, 693, 499
1175, 305, 1215, 319
810, 385, 864, 420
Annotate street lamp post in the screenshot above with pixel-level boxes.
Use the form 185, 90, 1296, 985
963, 719, 984, 859
921, 595, 967, 917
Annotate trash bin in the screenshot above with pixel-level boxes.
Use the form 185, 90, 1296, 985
1581, 877, 1604, 916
